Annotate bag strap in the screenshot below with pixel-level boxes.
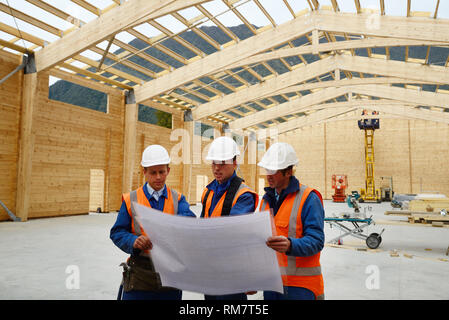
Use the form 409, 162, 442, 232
200, 189, 212, 218
221, 176, 243, 217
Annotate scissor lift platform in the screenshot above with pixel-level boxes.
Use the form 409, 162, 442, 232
324, 216, 385, 249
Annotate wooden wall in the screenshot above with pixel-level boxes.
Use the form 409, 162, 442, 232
27, 71, 124, 218
280, 118, 449, 199
1, 48, 448, 221
0, 52, 22, 221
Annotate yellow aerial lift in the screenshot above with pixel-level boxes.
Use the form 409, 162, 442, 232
358, 111, 381, 203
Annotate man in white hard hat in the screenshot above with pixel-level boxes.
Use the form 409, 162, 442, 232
200, 136, 259, 300
258, 142, 325, 300
110, 144, 196, 300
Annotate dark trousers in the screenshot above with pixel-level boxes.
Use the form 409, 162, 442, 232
118, 285, 182, 300
204, 293, 247, 300
264, 286, 315, 300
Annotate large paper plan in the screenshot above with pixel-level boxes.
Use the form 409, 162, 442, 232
132, 202, 283, 295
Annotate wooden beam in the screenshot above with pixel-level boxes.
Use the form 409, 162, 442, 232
363, 104, 449, 124
0, 3, 62, 36
223, 38, 447, 71
257, 106, 356, 139
229, 86, 349, 130
0, 38, 32, 54
49, 68, 121, 96
314, 11, 449, 42
133, 12, 316, 104
336, 54, 449, 85
60, 62, 133, 89
351, 84, 449, 109
434, 0, 440, 19
16, 71, 38, 222
191, 56, 336, 120
380, 0, 385, 16
230, 98, 418, 130
0, 21, 45, 47
35, 0, 210, 72
25, 0, 84, 28
266, 77, 435, 98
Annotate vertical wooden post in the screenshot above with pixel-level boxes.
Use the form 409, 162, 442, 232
246, 132, 257, 191
103, 128, 111, 213
182, 110, 194, 204
122, 90, 138, 194
16, 56, 38, 222
408, 120, 413, 193
139, 133, 146, 186
323, 122, 328, 199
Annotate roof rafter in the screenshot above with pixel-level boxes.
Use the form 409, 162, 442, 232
134, 12, 316, 104
257, 101, 449, 138
336, 54, 449, 85
230, 98, 420, 130
191, 56, 337, 120
34, 0, 211, 72
224, 38, 448, 72
257, 106, 357, 139
315, 11, 449, 42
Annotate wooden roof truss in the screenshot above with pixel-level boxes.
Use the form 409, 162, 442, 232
1, 0, 448, 135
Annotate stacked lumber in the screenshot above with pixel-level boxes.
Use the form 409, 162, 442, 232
385, 210, 449, 226
407, 212, 449, 225
409, 198, 449, 212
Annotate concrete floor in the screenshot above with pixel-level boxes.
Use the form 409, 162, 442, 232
0, 200, 448, 300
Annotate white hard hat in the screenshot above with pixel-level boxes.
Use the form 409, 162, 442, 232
257, 142, 298, 171
141, 145, 170, 167
206, 136, 240, 161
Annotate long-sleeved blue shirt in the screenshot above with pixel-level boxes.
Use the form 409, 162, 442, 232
262, 176, 325, 257
204, 171, 256, 216
110, 183, 196, 255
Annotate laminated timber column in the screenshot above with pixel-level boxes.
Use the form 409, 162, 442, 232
182, 110, 194, 204
245, 132, 257, 191
122, 90, 138, 194
16, 54, 37, 222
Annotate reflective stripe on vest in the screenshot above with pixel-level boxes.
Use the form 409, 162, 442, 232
280, 185, 322, 277
259, 185, 325, 300
202, 183, 258, 218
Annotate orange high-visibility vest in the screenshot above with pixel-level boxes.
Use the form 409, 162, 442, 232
259, 184, 324, 300
201, 182, 259, 218
122, 185, 181, 236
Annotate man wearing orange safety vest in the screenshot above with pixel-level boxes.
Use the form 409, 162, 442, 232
110, 144, 196, 300
258, 142, 325, 300
200, 136, 259, 300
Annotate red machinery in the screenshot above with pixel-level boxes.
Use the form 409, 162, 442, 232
332, 174, 347, 202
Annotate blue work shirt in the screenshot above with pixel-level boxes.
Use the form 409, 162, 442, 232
110, 183, 196, 255
204, 171, 256, 216
262, 176, 325, 257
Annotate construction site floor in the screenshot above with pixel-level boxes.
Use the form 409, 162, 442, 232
0, 200, 447, 300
